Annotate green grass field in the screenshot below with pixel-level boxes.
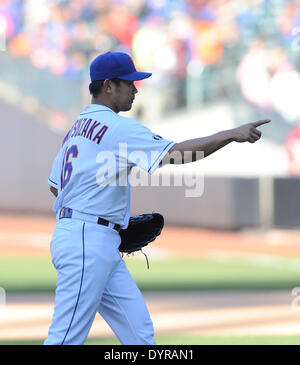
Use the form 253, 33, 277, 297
1, 255, 300, 292
1, 335, 300, 345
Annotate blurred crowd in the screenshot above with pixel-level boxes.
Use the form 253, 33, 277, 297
1, 0, 300, 121
0, 2, 299, 72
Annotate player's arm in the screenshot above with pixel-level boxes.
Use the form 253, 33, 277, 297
49, 185, 58, 197
161, 119, 271, 165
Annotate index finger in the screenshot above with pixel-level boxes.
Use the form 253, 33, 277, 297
252, 119, 271, 128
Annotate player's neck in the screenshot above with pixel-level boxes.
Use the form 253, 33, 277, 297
91, 96, 119, 114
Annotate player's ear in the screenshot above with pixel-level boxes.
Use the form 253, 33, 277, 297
103, 79, 113, 94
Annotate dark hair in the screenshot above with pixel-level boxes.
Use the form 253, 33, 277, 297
89, 78, 122, 98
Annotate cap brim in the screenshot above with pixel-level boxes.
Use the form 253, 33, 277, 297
118, 71, 152, 81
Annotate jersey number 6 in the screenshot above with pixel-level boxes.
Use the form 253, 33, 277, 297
61, 145, 79, 189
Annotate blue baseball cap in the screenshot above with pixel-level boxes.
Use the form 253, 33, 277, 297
90, 52, 152, 82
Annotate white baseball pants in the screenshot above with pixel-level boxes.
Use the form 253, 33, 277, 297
44, 218, 155, 345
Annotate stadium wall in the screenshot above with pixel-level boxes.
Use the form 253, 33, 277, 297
0, 100, 299, 229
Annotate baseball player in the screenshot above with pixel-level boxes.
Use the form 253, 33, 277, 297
44, 51, 270, 345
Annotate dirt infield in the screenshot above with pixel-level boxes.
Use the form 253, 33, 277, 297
1, 214, 300, 258
1, 290, 300, 341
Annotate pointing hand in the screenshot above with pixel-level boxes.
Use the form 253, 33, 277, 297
233, 119, 271, 143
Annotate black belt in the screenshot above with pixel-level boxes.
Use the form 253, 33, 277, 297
97, 217, 121, 232
59, 207, 121, 233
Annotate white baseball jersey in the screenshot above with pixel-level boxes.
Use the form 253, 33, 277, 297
48, 104, 175, 228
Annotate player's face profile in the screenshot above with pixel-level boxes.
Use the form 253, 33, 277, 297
112, 80, 138, 113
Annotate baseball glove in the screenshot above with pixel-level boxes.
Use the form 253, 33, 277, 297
118, 213, 164, 268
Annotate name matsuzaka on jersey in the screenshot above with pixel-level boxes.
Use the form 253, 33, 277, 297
62, 117, 109, 146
